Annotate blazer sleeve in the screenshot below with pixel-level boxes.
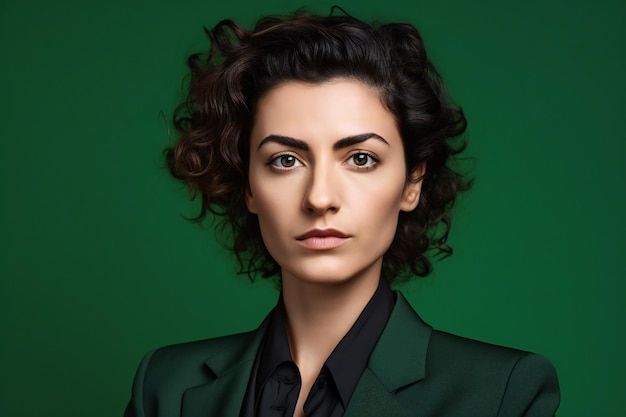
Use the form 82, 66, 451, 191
497, 353, 560, 417
123, 349, 157, 417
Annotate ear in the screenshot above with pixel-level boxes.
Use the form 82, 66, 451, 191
245, 182, 258, 214
400, 163, 426, 212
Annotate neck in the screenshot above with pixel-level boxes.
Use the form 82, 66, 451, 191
280, 269, 381, 375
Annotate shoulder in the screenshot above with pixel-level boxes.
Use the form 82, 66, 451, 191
428, 329, 558, 379
423, 330, 560, 416
138, 325, 266, 389
389, 294, 560, 415
124, 328, 263, 417
429, 329, 534, 371
141, 330, 257, 381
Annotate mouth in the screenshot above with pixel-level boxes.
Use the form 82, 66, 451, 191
295, 228, 350, 251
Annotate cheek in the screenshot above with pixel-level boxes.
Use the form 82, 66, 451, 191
346, 176, 405, 231
352, 167, 405, 206
370, 193, 403, 231
254, 179, 294, 210
249, 180, 298, 235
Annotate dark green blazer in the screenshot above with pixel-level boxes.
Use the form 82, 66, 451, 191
124, 293, 560, 417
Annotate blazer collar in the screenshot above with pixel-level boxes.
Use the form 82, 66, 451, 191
181, 316, 270, 417
369, 292, 432, 391
344, 292, 432, 417
180, 291, 431, 417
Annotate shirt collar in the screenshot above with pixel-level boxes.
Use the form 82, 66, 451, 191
325, 278, 395, 406
255, 295, 293, 399
255, 278, 396, 408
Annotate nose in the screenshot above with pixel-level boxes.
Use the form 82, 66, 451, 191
303, 162, 340, 215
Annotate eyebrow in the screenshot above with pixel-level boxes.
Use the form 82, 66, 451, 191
333, 133, 389, 150
257, 133, 389, 151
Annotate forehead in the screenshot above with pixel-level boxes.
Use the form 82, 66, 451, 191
250, 78, 400, 145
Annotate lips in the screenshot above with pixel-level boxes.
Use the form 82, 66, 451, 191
296, 228, 350, 250
296, 228, 349, 240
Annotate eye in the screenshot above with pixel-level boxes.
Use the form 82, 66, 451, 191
270, 154, 303, 170
347, 152, 378, 169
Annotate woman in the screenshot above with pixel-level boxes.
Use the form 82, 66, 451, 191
124, 10, 560, 417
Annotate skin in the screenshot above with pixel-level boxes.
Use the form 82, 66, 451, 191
246, 78, 424, 417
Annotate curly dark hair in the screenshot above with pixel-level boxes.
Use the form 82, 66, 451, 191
167, 10, 471, 284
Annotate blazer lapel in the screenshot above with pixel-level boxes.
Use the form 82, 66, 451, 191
344, 369, 410, 417
181, 317, 270, 417
178, 292, 430, 417
345, 292, 432, 417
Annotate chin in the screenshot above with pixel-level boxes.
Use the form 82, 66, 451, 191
280, 260, 381, 287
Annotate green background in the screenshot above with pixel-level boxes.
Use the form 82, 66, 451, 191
1, 0, 624, 416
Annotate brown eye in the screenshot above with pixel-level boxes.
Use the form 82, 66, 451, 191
347, 152, 377, 168
281, 155, 296, 167
270, 154, 302, 170
353, 153, 369, 166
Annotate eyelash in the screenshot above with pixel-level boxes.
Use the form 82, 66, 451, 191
269, 154, 303, 171
268, 151, 380, 172
346, 151, 379, 170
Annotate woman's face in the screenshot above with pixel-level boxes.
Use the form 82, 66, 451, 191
247, 78, 423, 287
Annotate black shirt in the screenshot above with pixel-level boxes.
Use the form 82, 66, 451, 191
239, 279, 396, 417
